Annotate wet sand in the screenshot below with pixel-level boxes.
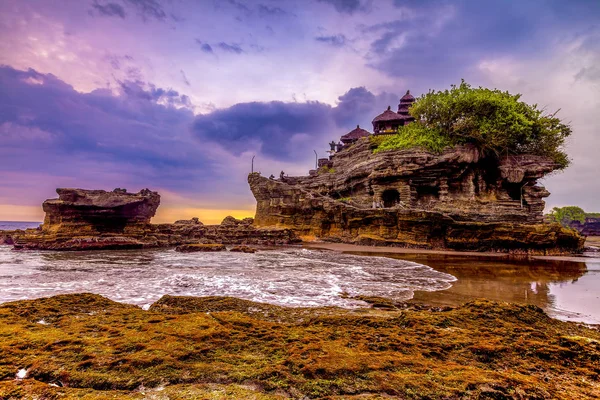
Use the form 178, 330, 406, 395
303, 242, 594, 262
586, 236, 600, 247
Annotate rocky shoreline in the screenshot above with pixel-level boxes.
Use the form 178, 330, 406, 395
0, 139, 589, 254
0, 293, 599, 399
0, 188, 299, 251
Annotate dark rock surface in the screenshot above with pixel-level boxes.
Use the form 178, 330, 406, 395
569, 217, 600, 236
0, 231, 16, 245
175, 243, 226, 252
248, 139, 584, 253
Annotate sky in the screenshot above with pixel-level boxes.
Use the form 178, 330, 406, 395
0, 0, 599, 223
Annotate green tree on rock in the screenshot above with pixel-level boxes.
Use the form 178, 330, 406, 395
374, 81, 572, 169
547, 206, 586, 227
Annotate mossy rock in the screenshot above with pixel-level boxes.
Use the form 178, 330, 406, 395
1, 294, 599, 399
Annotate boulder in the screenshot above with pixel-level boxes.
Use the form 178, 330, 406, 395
174, 217, 203, 226
8, 187, 301, 251
230, 245, 257, 253
221, 216, 241, 226
41, 187, 160, 228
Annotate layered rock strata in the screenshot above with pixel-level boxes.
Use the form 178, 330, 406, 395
249, 139, 584, 253
7, 189, 299, 250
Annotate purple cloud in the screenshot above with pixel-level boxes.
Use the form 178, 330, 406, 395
192, 86, 399, 162
0, 66, 204, 193
217, 42, 244, 54
195, 39, 214, 53
366, 0, 600, 87
125, 0, 166, 21
91, 1, 126, 18
315, 34, 347, 47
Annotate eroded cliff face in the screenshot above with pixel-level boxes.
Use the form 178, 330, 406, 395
9, 189, 298, 250
569, 218, 600, 236
249, 139, 584, 253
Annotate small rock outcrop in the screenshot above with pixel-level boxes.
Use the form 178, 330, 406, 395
248, 139, 584, 254
230, 245, 257, 253
175, 243, 226, 252
173, 217, 203, 226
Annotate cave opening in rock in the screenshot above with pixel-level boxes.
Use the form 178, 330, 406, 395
503, 182, 525, 203
415, 185, 440, 204
382, 189, 400, 208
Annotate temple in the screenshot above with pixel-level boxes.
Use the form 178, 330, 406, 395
372, 90, 416, 135
340, 125, 370, 144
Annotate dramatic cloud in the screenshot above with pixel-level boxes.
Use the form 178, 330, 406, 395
364, 0, 600, 89
0, 66, 202, 192
315, 34, 347, 47
192, 87, 398, 162
0, 65, 402, 216
91, 1, 126, 18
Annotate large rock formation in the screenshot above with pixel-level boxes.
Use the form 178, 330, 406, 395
13, 188, 160, 250
249, 139, 584, 253
42, 188, 160, 228
8, 189, 299, 250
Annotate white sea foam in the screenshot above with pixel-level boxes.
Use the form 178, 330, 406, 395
0, 246, 456, 308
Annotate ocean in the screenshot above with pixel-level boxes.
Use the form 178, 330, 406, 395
0, 221, 41, 231
1, 220, 598, 324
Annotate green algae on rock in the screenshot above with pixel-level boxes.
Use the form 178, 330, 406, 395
1, 294, 599, 399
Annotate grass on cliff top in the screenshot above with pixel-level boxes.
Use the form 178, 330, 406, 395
371, 123, 453, 154
1, 293, 600, 399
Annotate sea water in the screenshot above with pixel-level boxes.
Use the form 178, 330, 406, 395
0, 221, 41, 230
0, 246, 456, 310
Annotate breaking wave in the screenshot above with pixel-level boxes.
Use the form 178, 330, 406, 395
0, 247, 456, 309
